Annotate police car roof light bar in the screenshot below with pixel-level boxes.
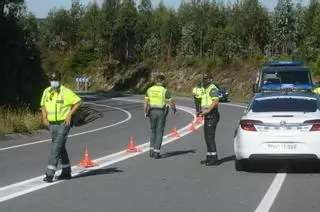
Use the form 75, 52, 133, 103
261, 83, 315, 93
264, 61, 304, 66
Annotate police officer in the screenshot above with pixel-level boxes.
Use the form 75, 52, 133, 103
313, 81, 320, 94
192, 81, 204, 116
199, 74, 220, 166
40, 71, 82, 182
144, 74, 177, 159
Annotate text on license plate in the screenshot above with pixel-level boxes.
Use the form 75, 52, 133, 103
267, 143, 297, 150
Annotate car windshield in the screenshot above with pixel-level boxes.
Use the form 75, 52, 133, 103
251, 96, 318, 112
262, 70, 311, 84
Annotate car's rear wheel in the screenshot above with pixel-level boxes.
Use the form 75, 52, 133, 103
235, 159, 249, 171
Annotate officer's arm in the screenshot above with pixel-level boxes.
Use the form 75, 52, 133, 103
192, 87, 196, 95
144, 91, 150, 115
202, 88, 219, 115
207, 98, 219, 112
144, 98, 149, 114
41, 106, 49, 126
68, 101, 82, 117
40, 89, 49, 127
166, 91, 177, 113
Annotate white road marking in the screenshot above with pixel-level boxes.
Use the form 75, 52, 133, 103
0, 100, 202, 203
255, 168, 288, 212
0, 102, 132, 151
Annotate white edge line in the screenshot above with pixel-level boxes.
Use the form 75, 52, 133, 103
0, 102, 132, 151
0, 98, 203, 203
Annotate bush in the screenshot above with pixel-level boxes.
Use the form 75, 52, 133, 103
0, 107, 43, 135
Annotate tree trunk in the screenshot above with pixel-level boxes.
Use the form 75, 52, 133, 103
167, 32, 172, 59
126, 37, 129, 64
0, 1, 4, 18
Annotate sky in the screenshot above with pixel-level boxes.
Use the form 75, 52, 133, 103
25, 0, 309, 19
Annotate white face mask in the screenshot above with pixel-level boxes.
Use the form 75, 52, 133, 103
50, 81, 60, 88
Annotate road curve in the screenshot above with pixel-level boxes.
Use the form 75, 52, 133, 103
0, 94, 319, 212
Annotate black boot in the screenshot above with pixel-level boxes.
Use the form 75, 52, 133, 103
205, 155, 219, 166
43, 174, 54, 183
55, 173, 72, 180
149, 150, 154, 158
154, 152, 160, 159
200, 156, 209, 165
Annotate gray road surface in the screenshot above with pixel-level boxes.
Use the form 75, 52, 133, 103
0, 93, 319, 212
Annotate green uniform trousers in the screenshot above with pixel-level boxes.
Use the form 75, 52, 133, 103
149, 109, 167, 153
46, 122, 71, 177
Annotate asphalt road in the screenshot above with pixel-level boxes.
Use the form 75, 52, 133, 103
0, 93, 319, 212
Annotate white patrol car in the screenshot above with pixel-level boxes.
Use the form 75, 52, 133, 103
234, 84, 320, 171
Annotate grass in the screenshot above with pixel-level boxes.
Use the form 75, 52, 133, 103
0, 107, 43, 136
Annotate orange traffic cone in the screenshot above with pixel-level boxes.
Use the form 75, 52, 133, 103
77, 146, 99, 168
194, 116, 203, 125
188, 122, 198, 132
170, 126, 180, 137
126, 136, 142, 152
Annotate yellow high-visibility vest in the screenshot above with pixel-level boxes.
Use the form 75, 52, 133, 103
192, 87, 204, 98
146, 85, 170, 108
313, 87, 320, 94
40, 85, 81, 122
201, 84, 219, 109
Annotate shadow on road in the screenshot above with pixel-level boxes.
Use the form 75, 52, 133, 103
246, 160, 320, 174
160, 149, 197, 159
72, 167, 123, 180
218, 155, 235, 165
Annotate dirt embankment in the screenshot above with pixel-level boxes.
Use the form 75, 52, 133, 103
88, 59, 259, 103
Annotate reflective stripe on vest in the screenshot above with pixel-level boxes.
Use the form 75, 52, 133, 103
147, 85, 167, 108
43, 86, 71, 122
201, 84, 217, 109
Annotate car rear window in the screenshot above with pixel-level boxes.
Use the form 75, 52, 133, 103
251, 96, 318, 112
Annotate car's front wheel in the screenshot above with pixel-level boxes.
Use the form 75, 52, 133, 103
235, 159, 249, 171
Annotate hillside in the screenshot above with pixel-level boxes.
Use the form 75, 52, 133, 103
84, 58, 260, 103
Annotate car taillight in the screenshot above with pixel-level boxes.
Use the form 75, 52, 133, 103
304, 119, 320, 131
240, 120, 263, 131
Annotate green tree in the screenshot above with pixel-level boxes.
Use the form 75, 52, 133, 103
272, 0, 296, 55
113, 0, 138, 63
100, 0, 120, 59
0, 0, 46, 108
136, 0, 154, 59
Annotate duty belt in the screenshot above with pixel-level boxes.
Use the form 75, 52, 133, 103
49, 120, 64, 125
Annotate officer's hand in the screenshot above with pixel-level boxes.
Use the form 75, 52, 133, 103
64, 115, 72, 126
173, 108, 178, 115
200, 109, 209, 117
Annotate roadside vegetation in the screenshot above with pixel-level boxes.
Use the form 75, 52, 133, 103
3, 0, 320, 135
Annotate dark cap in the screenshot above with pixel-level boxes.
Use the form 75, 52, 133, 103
49, 71, 61, 81
156, 74, 165, 82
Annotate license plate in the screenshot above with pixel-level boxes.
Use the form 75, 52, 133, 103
267, 143, 297, 150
